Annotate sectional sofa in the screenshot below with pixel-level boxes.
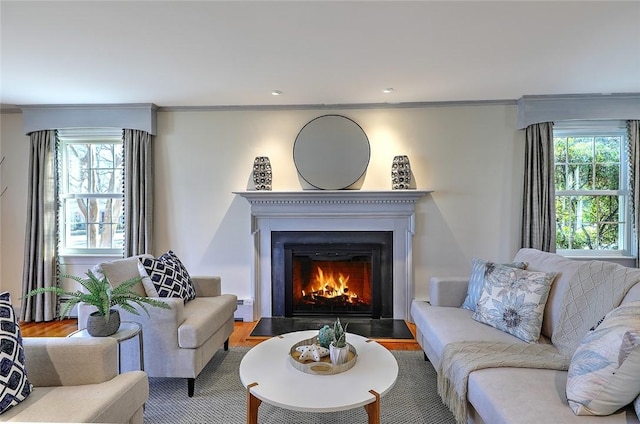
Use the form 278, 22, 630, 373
411, 248, 640, 424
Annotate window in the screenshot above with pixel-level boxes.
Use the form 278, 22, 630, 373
554, 121, 631, 256
57, 128, 124, 255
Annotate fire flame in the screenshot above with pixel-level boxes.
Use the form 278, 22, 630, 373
303, 266, 359, 303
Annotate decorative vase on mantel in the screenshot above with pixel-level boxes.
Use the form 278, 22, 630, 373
87, 310, 120, 337
391, 155, 412, 190
253, 156, 272, 191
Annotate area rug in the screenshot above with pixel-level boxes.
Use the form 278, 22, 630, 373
250, 317, 414, 339
143, 347, 455, 423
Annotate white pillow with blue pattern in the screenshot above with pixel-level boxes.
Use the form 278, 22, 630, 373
461, 257, 528, 311
566, 301, 640, 416
0, 292, 32, 414
472, 262, 555, 343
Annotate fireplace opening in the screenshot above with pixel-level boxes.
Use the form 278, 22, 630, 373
271, 231, 393, 318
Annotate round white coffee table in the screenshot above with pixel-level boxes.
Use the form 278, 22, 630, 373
239, 330, 398, 424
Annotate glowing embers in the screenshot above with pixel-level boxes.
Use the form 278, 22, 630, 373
293, 259, 372, 314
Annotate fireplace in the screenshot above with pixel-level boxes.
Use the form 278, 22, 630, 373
235, 190, 429, 321
271, 231, 393, 318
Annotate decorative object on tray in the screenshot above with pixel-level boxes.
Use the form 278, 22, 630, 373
23, 270, 170, 337
391, 155, 412, 190
289, 335, 357, 375
288, 317, 357, 375
329, 317, 350, 366
317, 324, 334, 348
252, 156, 272, 190
295, 343, 330, 361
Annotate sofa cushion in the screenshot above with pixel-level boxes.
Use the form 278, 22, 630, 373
566, 301, 640, 416
468, 367, 633, 424
472, 263, 555, 343
410, 301, 533, 369
0, 292, 32, 415
92, 254, 153, 297
513, 248, 584, 339
177, 295, 237, 349
461, 257, 527, 312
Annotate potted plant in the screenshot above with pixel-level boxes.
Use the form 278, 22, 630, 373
24, 270, 170, 336
329, 317, 349, 365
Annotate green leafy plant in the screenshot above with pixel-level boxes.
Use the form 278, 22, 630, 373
332, 317, 348, 348
24, 270, 170, 322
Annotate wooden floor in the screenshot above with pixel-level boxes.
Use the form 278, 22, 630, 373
20, 319, 421, 351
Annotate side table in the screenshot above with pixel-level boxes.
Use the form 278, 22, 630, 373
68, 321, 144, 373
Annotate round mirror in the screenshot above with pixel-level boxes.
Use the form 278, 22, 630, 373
293, 115, 370, 190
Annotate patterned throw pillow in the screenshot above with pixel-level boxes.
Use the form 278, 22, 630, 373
139, 251, 196, 301
461, 258, 528, 311
159, 251, 196, 301
472, 263, 555, 343
0, 292, 32, 414
566, 301, 640, 416
635, 394, 640, 420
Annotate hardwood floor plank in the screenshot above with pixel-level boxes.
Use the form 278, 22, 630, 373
20, 319, 421, 350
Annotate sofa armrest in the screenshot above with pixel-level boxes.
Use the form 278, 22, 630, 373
23, 337, 118, 387
191, 276, 222, 297
429, 277, 470, 307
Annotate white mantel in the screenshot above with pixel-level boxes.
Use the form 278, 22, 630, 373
234, 190, 430, 321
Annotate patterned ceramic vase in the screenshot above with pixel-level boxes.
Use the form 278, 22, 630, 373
391, 155, 412, 190
253, 156, 272, 191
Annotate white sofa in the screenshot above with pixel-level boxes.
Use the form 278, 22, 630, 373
77, 255, 237, 397
0, 337, 147, 423
411, 248, 640, 424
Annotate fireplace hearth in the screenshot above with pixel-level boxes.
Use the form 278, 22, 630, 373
272, 231, 393, 318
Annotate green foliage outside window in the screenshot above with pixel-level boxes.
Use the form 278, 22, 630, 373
554, 136, 624, 251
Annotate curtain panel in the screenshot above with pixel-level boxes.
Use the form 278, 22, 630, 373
628, 120, 640, 266
21, 130, 58, 322
521, 122, 556, 252
123, 129, 153, 256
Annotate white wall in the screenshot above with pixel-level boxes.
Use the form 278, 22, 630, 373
0, 103, 524, 313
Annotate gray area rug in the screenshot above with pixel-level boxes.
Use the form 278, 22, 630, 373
144, 347, 455, 423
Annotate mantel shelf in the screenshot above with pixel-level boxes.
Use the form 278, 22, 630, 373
233, 189, 432, 204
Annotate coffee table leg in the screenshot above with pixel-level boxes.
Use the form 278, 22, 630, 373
246, 382, 261, 424
364, 390, 381, 424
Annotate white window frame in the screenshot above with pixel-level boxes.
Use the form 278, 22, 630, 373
57, 128, 124, 256
554, 120, 632, 258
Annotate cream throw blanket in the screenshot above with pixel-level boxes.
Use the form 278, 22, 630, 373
438, 260, 640, 424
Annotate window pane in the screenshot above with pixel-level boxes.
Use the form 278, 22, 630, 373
554, 138, 567, 163
594, 164, 619, 190
600, 224, 619, 250
94, 144, 115, 168
567, 164, 593, 190
595, 195, 619, 222
554, 164, 567, 190
568, 137, 593, 163
595, 137, 620, 162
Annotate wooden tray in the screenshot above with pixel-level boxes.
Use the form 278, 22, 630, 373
288, 336, 357, 375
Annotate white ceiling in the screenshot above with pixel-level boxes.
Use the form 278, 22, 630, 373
1, 1, 639, 109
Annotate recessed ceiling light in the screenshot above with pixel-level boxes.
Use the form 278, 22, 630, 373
382, 88, 394, 94
272, 90, 283, 96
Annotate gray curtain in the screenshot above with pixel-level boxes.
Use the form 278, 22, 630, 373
521, 122, 556, 252
21, 130, 58, 322
628, 120, 640, 266
123, 129, 153, 256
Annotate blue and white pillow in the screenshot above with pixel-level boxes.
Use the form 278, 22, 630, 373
472, 263, 555, 343
140, 251, 196, 301
0, 292, 32, 414
566, 301, 640, 416
461, 258, 527, 311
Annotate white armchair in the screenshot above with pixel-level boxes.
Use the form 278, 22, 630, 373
0, 337, 147, 423
77, 255, 237, 397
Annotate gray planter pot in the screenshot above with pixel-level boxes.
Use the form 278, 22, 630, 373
87, 310, 120, 337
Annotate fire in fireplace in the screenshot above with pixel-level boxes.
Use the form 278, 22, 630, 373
271, 231, 393, 318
